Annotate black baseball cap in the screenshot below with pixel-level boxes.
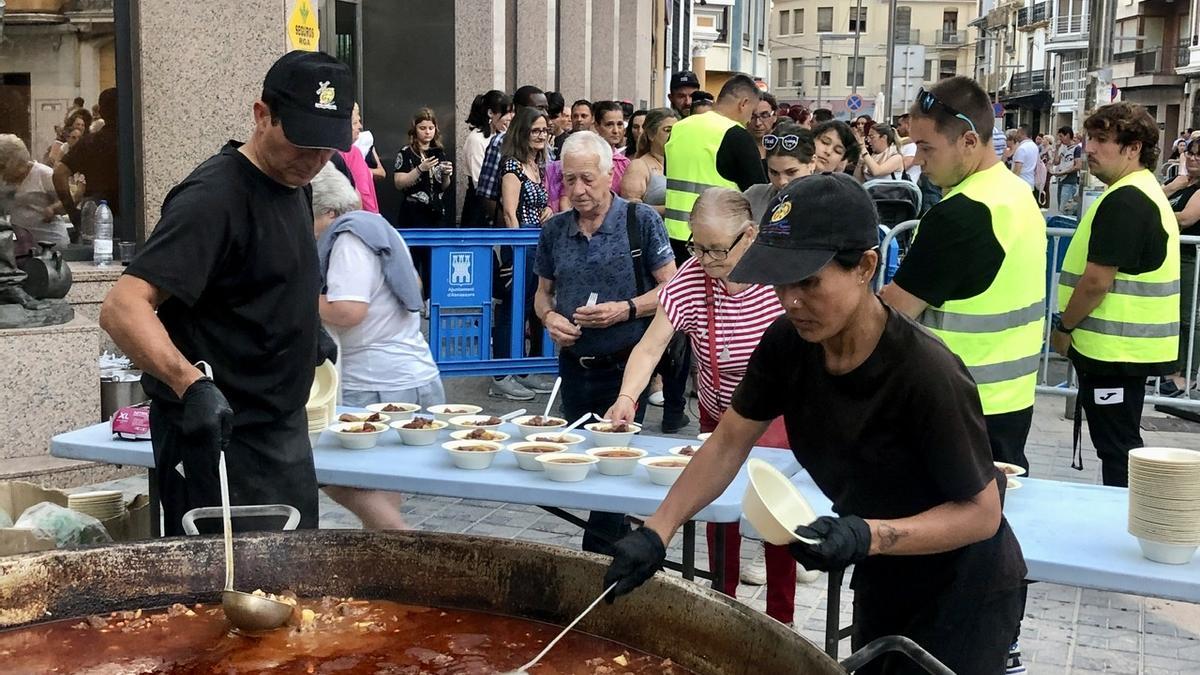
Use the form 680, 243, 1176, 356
262, 51, 355, 151
671, 70, 701, 91
730, 172, 879, 285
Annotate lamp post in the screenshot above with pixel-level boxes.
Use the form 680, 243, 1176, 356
817, 33, 858, 109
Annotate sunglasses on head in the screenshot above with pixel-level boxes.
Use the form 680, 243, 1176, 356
916, 88, 978, 137
763, 134, 801, 151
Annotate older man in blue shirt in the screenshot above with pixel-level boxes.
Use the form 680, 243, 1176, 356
535, 130, 677, 555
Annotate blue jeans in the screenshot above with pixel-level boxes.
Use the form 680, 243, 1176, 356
558, 352, 649, 555
342, 380, 446, 409
1058, 181, 1079, 216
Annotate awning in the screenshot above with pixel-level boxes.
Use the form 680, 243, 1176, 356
999, 90, 1054, 109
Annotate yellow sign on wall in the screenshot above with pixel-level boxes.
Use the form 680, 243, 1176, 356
287, 0, 320, 51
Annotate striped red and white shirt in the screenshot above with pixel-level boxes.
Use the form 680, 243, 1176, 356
659, 257, 783, 417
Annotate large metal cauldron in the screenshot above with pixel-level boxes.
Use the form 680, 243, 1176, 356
0, 530, 846, 674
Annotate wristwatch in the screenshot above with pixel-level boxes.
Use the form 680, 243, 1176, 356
626, 299, 637, 321
1051, 313, 1074, 334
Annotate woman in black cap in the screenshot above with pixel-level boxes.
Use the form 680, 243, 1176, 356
603, 172, 1026, 674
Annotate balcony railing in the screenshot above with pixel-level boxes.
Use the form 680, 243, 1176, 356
1009, 69, 1048, 93
1054, 12, 1086, 36
895, 29, 921, 45
1017, 2, 1048, 28
936, 29, 966, 45
1135, 49, 1162, 75
1179, 38, 1192, 68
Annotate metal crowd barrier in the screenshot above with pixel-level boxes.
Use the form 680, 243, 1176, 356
876, 220, 1200, 411
400, 228, 556, 378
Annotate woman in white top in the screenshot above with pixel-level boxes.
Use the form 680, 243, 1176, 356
311, 164, 444, 530
855, 123, 905, 182
0, 134, 68, 250
463, 90, 513, 185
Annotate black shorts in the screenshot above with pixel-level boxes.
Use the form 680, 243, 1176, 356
850, 584, 1024, 675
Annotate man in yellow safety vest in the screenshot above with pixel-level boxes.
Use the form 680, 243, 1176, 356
1052, 102, 1179, 488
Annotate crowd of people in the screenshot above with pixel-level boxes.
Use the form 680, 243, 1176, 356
92, 48, 1188, 675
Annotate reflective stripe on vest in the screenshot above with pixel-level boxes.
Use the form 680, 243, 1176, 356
1056, 169, 1180, 365
914, 163, 1047, 416
663, 111, 740, 241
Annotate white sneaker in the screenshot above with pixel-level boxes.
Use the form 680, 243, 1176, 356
489, 376, 536, 401
648, 391, 666, 407
740, 543, 767, 586
797, 564, 821, 584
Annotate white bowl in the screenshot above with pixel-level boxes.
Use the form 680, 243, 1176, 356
639, 455, 691, 486
667, 444, 702, 458
586, 447, 648, 476
365, 402, 421, 420
994, 461, 1026, 478
448, 414, 506, 430
696, 432, 712, 442
327, 421, 388, 450
508, 441, 568, 471
584, 421, 641, 447
535, 452, 598, 482
390, 418, 448, 445
337, 411, 392, 425
511, 414, 568, 438
449, 428, 512, 443
1137, 538, 1199, 565
442, 440, 503, 470
427, 404, 484, 423
741, 458, 818, 546
1006, 478, 1023, 491
524, 432, 586, 447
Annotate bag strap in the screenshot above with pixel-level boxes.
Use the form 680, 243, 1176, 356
626, 201, 647, 297
704, 274, 722, 410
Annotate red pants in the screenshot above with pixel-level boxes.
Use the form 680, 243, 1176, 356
700, 406, 797, 624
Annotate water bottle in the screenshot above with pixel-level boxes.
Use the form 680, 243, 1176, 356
93, 200, 113, 266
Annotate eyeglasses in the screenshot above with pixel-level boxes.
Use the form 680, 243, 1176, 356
916, 88, 978, 137
686, 231, 747, 262
751, 111, 776, 122
529, 128, 550, 137
762, 134, 801, 151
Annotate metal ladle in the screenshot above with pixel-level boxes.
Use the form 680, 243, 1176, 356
503, 582, 618, 675
217, 451, 293, 632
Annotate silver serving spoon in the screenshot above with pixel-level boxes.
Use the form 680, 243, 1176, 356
542, 377, 563, 418
503, 582, 618, 675
218, 451, 293, 632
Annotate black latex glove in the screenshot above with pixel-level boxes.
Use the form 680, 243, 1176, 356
317, 326, 338, 365
602, 528, 667, 603
789, 515, 872, 572
178, 378, 233, 482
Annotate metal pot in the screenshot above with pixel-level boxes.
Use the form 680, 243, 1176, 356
18, 240, 72, 299
0, 531, 843, 674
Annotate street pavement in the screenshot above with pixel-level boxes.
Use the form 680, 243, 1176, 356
81, 379, 1200, 674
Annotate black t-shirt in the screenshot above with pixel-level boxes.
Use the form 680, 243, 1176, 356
891, 193, 1005, 306
716, 126, 767, 191
62, 127, 120, 213
125, 142, 319, 426
394, 145, 447, 227
731, 305, 1026, 594
1168, 182, 1200, 248
1071, 185, 1173, 376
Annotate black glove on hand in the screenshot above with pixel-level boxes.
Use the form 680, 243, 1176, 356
317, 326, 338, 365
789, 515, 872, 572
602, 528, 667, 603
179, 378, 233, 481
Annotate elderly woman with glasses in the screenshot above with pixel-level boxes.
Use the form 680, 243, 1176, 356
603, 187, 802, 625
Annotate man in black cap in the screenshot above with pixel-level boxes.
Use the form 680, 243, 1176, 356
603, 172, 1025, 673
668, 70, 700, 118
99, 51, 352, 535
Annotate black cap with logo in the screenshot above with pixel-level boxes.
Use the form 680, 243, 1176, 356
670, 70, 701, 91
262, 50, 355, 151
730, 172, 879, 285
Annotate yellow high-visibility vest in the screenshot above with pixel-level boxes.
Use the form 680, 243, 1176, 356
1057, 168, 1179, 365
663, 111, 740, 241
916, 163, 1047, 415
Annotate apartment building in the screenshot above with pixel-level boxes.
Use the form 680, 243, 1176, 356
690, 0, 772, 95
1046, 0, 1089, 133
1111, 0, 1191, 149
770, 0, 979, 120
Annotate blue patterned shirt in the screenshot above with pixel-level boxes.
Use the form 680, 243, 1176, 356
535, 194, 674, 356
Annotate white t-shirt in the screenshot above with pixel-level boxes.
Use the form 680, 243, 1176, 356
324, 233, 440, 392
464, 129, 489, 184
6, 162, 69, 247
901, 141, 921, 183
1013, 139, 1039, 188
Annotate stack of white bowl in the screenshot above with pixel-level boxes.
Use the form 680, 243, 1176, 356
68, 491, 125, 522
306, 361, 338, 447
1127, 447, 1200, 565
